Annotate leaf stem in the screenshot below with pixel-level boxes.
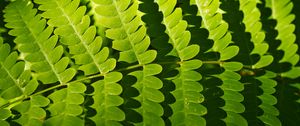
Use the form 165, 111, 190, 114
202, 60, 222, 64
0, 60, 256, 109
32, 84, 66, 96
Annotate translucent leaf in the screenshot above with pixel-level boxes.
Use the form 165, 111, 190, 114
222, 90, 244, 102
138, 50, 157, 64
281, 67, 300, 79
119, 50, 137, 63
258, 94, 277, 105
216, 70, 241, 80
0, 121, 9, 126
259, 104, 280, 116
224, 112, 248, 126
181, 59, 202, 70
31, 95, 50, 107
35, 0, 115, 76
179, 45, 200, 60
222, 62, 243, 71
45, 115, 84, 126
144, 87, 165, 102
143, 64, 162, 76
4, 0, 75, 84
221, 79, 244, 91
220, 46, 239, 61
143, 76, 163, 89
0, 109, 11, 120
91, 72, 124, 124
222, 100, 245, 113
259, 114, 282, 126
253, 55, 274, 69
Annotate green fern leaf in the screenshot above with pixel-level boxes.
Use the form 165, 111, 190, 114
221, 62, 243, 71
34, 0, 115, 75
266, 0, 299, 67
44, 82, 85, 126
91, 0, 165, 125
91, 0, 156, 64
194, 0, 247, 125
33, 0, 126, 125
4, 0, 76, 84
256, 71, 281, 126
0, 37, 41, 126
128, 64, 165, 125
0, 0, 300, 125
153, 0, 206, 125
195, 0, 239, 61
12, 95, 50, 126
0, 39, 32, 100
239, 0, 274, 69
236, 1, 281, 125
90, 72, 125, 125
218, 70, 247, 126
0, 108, 10, 126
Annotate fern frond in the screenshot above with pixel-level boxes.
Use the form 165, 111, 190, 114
0, 39, 32, 100
265, 0, 300, 78
1, 0, 300, 125
90, 72, 125, 126
237, 0, 280, 125
33, 0, 125, 124
12, 95, 50, 126
34, 0, 116, 75
128, 64, 164, 125
154, 0, 206, 125
0, 37, 45, 125
0, 38, 23, 125
195, 0, 239, 61
239, 0, 274, 68
256, 71, 281, 126
91, 0, 165, 125
91, 0, 156, 64
0, 108, 10, 126
4, 0, 76, 84
44, 82, 85, 126
266, 0, 299, 65
263, 0, 300, 124
194, 0, 248, 125
216, 69, 247, 126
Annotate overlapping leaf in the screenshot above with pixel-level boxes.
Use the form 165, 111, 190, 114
264, 0, 300, 125
45, 82, 85, 126
91, 0, 164, 125
194, 0, 247, 125
256, 71, 281, 126
239, 0, 274, 69
238, 0, 280, 125
4, 0, 76, 84
90, 72, 125, 126
12, 95, 50, 126
265, 0, 300, 78
33, 0, 125, 125
34, 0, 115, 75
0, 38, 34, 102
195, 0, 239, 61
154, 0, 206, 125
0, 0, 299, 125
0, 36, 46, 125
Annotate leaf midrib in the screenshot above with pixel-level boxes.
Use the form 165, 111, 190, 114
109, 1, 152, 121
14, 3, 64, 84
54, 0, 104, 74
0, 61, 24, 94
111, 0, 144, 65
